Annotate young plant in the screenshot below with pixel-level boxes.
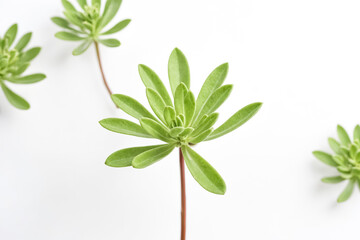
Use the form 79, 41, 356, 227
51, 0, 130, 97
100, 48, 262, 239
0, 24, 45, 110
313, 125, 360, 203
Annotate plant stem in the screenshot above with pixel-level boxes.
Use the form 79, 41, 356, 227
179, 148, 186, 240
94, 41, 113, 97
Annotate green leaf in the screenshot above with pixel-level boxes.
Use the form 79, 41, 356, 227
328, 138, 341, 155
193, 85, 233, 125
8, 74, 46, 84
321, 176, 345, 184
178, 127, 194, 138
4, 24, 17, 47
354, 125, 360, 141
51, 17, 81, 33
77, 0, 87, 9
111, 94, 157, 121
21, 47, 41, 62
163, 106, 176, 127
63, 11, 84, 27
169, 127, 184, 138
92, 0, 101, 7
146, 88, 167, 123
337, 179, 355, 203
62, 0, 77, 12
192, 112, 218, 137
0, 82, 30, 110
182, 145, 226, 195
105, 145, 162, 167
313, 151, 337, 167
99, 118, 153, 138
140, 118, 174, 143
12, 63, 29, 75
132, 144, 175, 168
189, 128, 213, 144
101, 19, 131, 35
206, 102, 262, 141
168, 48, 190, 96
174, 83, 188, 116
72, 40, 92, 55
55, 31, 84, 41
195, 63, 228, 118
15, 32, 32, 51
98, 38, 120, 47
98, 0, 122, 30
184, 92, 195, 126
138, 64, 173, 106
337, 125, 351, 147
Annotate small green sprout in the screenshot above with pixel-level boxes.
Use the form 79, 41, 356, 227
0, 24, 45, 110
52, 0, 130, 55
100, 48, 262, 238
313, 125, 360, 203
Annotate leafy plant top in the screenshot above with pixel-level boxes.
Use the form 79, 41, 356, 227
100, 48, 262, 194
0, 24, 45, 110
52, 0, 130, 55
313, 125, 360, 202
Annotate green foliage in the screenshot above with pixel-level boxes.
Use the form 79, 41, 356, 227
100, 48, 262, 194
52, 0, 130, 55
0, 24, 45, 110
313, 125, 360, 203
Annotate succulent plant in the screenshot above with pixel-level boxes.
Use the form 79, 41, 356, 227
0, 24, 45, 110
100, 48, 262, 239
313, 125, 360, 203
52, 0, 130, 55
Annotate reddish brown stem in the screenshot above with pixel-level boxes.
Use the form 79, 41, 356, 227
179, 148, 186, 240
94, 41, 113, 97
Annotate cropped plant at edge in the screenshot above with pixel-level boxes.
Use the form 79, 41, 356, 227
100, 48, 262, 239
51, 0, 130, 98
313, 125, 360, 203
0, 24, 46, 110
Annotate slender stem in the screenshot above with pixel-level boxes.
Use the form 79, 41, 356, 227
179, 148, 186, 240
94, 41, 113, 97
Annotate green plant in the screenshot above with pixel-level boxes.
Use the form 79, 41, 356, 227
0, 24, 45, 110
313, 125, 360, 203
51, 0, 130, 97
100, 48, 262, 239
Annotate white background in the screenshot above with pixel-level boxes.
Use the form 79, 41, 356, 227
1, 0, 360, 239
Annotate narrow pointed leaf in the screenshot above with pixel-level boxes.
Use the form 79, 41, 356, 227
4, 24, 17, 47
99, 118, 153, 138
168, 48, 190, 96
98, 0, 122, 30
174, 83, 188, 116
193, 85, 232, 125
15, 32, 32, 51
132, 144, 175, 168
337, 125, 351, 147
55, 31, 84, 41
321, 176, 345, 184
178, 127, 194, 138
206, 102, 262, 141
140, 117, 174, 143
8, 74, 46, 84
105, 145, 162, 167
328, 138, 341, 155
111, 94, 157, 121
337, 179, 355, 203
164, 106, 176, 127
51, 17, 81, 33
138, 64, 172, 106
184, 92, 195, 126
195, 63, 228, 117
189, 128, 213, 144
182, 145, 226, 195
192, 112, 218, 137
62, 0, 77, 12
354, 125, 360, 141
21, 47, 41, 62
146, 88, 167, 123
313, 151, 337, 167
1, 82, 30, 110
92, 0, 101, 7
101, 19, 131, 35
63, 11, 84, 27
72, 40, 92, 55
169, 127, 184, 138
77, 0, 87, 9
98, 38, 120, 47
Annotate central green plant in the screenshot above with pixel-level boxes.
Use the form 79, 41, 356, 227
100, 48, 262, 239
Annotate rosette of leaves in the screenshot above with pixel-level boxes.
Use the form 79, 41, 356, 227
100, 48, 262, 239
0, 24, 45, 110
52, 0, 130, 55
313, 125, 360, 203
